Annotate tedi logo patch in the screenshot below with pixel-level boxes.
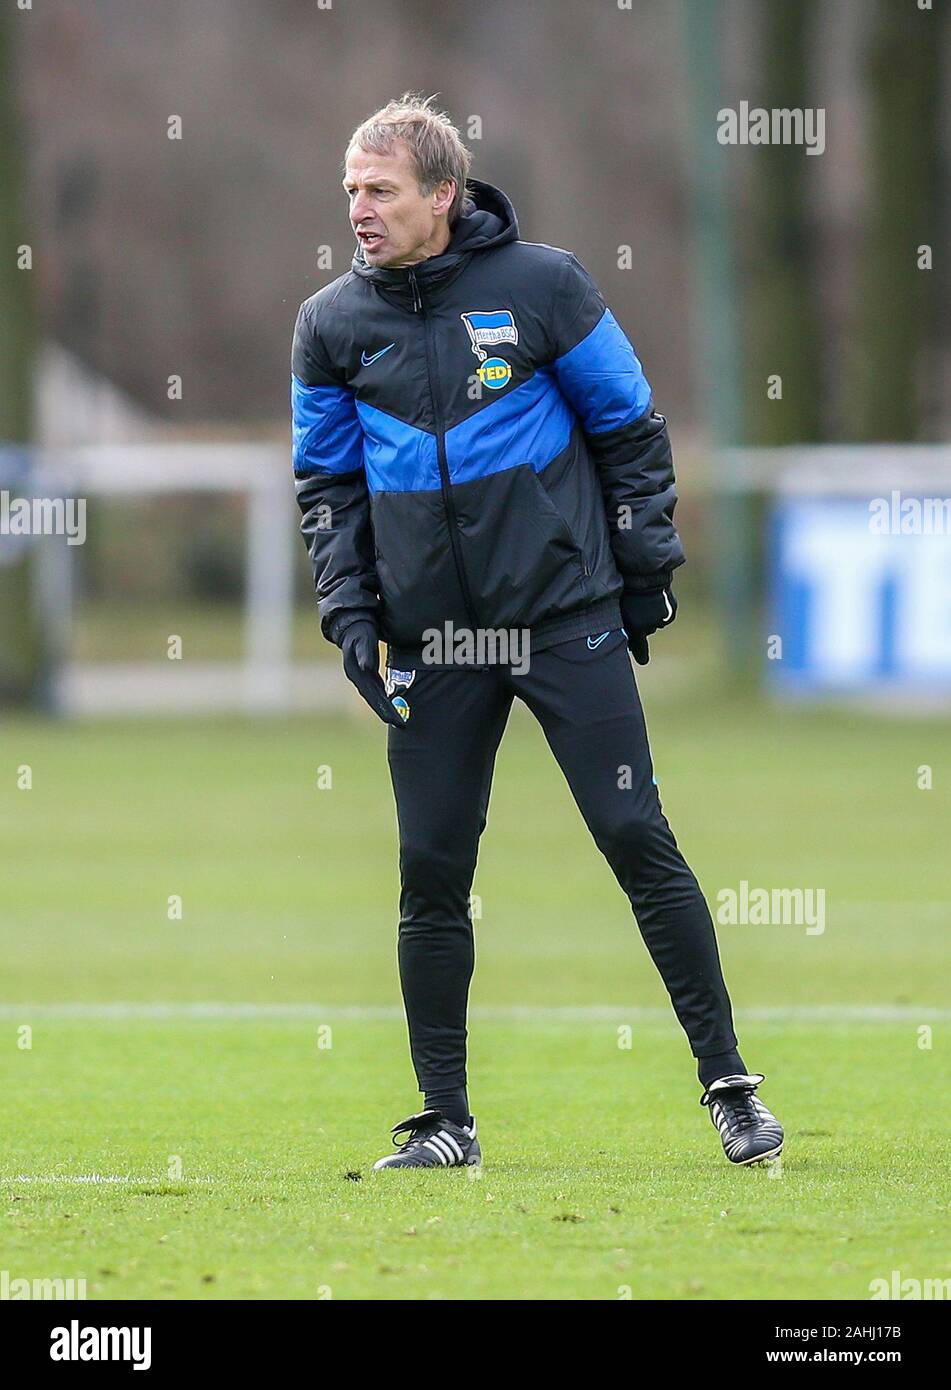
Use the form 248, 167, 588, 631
460, 309, 518, 360
477, 357, 512, 390
50, 1320, 151, 1370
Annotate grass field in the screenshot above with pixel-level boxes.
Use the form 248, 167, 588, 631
2, 683, 949, 1300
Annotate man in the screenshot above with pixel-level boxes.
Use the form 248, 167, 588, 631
291, 94, 783, 1171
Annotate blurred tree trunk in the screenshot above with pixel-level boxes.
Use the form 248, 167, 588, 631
744, 0, 824, 444
850, 0, 946, 441
0, 5, 41, 705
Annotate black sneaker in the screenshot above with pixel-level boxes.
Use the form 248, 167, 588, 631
701, 1073, 784, 1165
372, 1109, 481, 1170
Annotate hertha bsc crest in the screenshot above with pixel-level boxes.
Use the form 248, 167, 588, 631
460, 309, 518, 362
385, 667, 416, 696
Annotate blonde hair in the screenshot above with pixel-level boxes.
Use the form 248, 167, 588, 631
345, 92, 474, 226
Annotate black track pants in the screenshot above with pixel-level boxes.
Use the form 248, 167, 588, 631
385, 629, 739, 1099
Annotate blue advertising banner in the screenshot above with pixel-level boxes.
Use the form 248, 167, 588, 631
769, 495, 951, 693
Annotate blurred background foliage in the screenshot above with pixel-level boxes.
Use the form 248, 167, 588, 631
0, 0, 948, 683
8, 0, 948, 440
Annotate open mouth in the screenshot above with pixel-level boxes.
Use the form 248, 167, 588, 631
357, 230, 384, 251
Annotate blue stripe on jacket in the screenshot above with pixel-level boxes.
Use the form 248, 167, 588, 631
292, 343, 627, 493
291, 375, 364, 477
350, 373, 575, 494
356, 400, 441, 493
552, 308, 652, 434
445, 370, 574, 485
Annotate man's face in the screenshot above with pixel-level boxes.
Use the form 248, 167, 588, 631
343, 141, 454, 268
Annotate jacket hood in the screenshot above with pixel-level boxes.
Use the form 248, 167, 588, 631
351, 178, 518, 303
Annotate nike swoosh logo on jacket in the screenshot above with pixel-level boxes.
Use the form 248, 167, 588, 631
360, 344, 395, 366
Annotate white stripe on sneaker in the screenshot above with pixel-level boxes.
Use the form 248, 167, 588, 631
440, 1131, 464, 1162
425, 1137, 452, 1164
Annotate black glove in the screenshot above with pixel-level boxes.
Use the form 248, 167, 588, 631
620, 584, 678, 667
339, 619, 407, 730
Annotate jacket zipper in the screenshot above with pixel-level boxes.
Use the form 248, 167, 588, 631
409, 266, 481, 630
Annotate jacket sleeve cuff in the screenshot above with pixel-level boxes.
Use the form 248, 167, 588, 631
325, 609, 379, 648
622, 569, 676, 595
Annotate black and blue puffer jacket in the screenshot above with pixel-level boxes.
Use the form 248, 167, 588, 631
291, 178, 684, 662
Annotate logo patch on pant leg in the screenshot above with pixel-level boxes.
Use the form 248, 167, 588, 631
385, 667, 416, 695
